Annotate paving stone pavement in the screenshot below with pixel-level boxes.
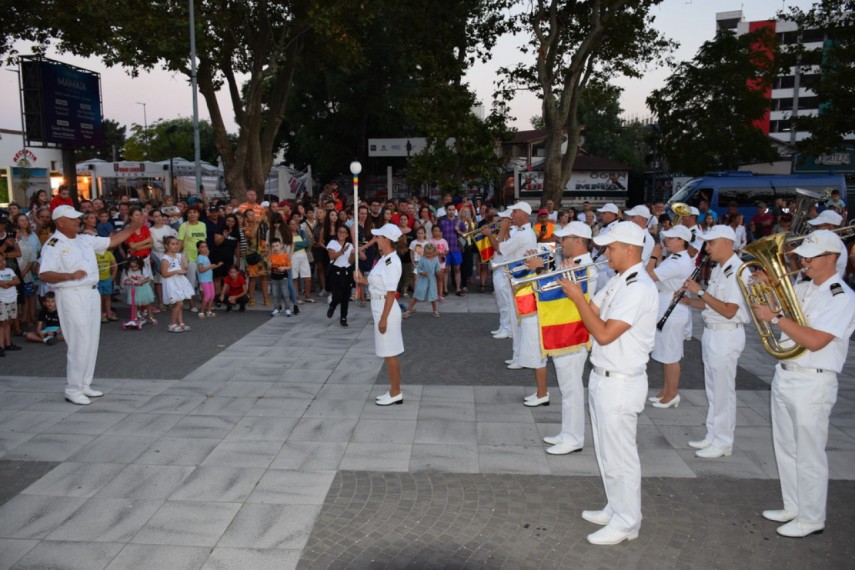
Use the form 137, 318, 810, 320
0, 292, 853, 569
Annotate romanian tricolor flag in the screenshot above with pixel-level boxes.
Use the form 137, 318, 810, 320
535, 267, 590, 357
474, 233, 495, 263
508, 260, 537, 320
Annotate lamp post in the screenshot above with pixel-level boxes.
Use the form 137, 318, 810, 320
135, 102, 149, 158
350, 160, 362, 264
165, 125, 179, 199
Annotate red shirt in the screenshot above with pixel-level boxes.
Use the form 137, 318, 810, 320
224, 273, 246, 296
49, 195, 74, 212
125, 226, 152, 258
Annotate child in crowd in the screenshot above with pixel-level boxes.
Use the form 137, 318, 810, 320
122, 256, 157, 325
25, 291, 62, 345
196, 241, 221, 318
96, 247, 118, 322
219, 266, 249, 312
96, 209, 113, 237
430, 225, 449, 300
0, 255, 21, 356
268, 239, 293, 317
160, 236, 195, 333
404, 242, 441, 318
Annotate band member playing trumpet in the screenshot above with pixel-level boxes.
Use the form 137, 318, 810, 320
486, 211, 514, 340
560, 221, 657, 545
526, 221, 598, 453
647, 225, 694, 409
679, 226, 750, 459
752, 230, 855, 538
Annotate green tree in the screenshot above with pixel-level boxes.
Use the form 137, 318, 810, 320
123, 118, 222, 164
783, 0, 855, 154
647, 28, 781, 175
577, 81, 649, 172
74, 119, 127, 162
496, 0, 673, 206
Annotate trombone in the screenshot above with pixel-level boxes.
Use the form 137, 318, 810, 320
461, 222, 499, 240
510, 259, 608, 293
489, 243, 556, 272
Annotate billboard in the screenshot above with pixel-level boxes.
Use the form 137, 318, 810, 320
19, 56, 104, 148
792, 151, 855, 174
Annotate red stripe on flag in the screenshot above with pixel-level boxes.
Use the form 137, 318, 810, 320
516, 293, 537, 317
541, 322, 589, 352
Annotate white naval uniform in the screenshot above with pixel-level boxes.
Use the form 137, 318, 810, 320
651, 250, 694, 364
699, 254, 750, 450
594, 220, 618, 292
552, 253, 598, 448
771, 275, 855, 525
588, 262, 657, 534
498, 224, 536, 366
368, 252, 404, 357
684, 224, 704, 340
492, 226, 518, 336
39, 231, 111, 399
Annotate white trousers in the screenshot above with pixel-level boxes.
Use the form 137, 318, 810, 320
518, 315, 546, 369
493, 268, 513, 335
701, 327, 745, 449
588, 370, 647, 533
553, 350, 588, 447
56, 286, 101, 397
771, 366, 837, 524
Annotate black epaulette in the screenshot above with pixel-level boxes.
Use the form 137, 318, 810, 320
670, 254, 680, 260
385, 257, 392, 266
625, 272, 638, 285
724, 264, 733, 278
831, 282, 844, 296
46, 238, 58, 247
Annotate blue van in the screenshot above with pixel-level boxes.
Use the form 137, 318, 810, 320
667, 172, 847, 220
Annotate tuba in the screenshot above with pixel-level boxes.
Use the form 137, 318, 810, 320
668, 202, 692, 227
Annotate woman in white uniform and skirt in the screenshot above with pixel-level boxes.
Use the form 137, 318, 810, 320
356, 223, 405, 406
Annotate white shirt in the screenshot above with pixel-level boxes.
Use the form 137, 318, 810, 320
368, 252, 402, 297
327, 240, 354, 268
0, 268, 17, 303
653, 250, 694, 317
498, 223, 536, 261
686, 223, 703, 252
150, 225, 178, 257
547, 211, 558, 222
641, 230, 655, 266
702, 253, 750, 326
733, 225, 747, 253
39, 231, 110, 288
491, 225, 518, 265
590, 262, 658, 373
571, 252, 599, 298
782, 275, 855, 373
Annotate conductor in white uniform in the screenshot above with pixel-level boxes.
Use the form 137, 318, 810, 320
39, 205, 141, 405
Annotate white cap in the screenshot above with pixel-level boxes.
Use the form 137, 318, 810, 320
260, 201, 270, 208
791, 229, 844, 258
596, 203, 620, 215
661, 225, 693, 242
371, 223, 403, 242
688, 206, 700, 217
808, 210, 843, 227
624, 205, 651, 220
554, 221, 592, 240
697, 225, 736, 242
497, 210, 512, 219
436, 207, 446, 218
592, 221, 645, 247
52, 205, 83, 221
507, 201, 533, 215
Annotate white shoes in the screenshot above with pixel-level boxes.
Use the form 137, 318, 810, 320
651, 395, 680, 409
543, 435, 563, 446
581, 510, 611, 526
762, 509, 797, 523
523, 394, 549, 407
648, 396, 661, 403
524, 392, 538, 401
776, 519, 824, 538
695, 446, 731, 459
507, 363, 523, 370
546, 442, 583, 455
375, 392, 403, 406
491, 329, 502, 335
587, 525, 638, 545
83, 388, 103, 398
492, 331, 511, 339
65, 393, 91, 405
505, 359, 516, 365
688, 438, 712, 450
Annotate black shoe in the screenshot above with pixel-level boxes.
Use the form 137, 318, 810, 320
293, 305, 300, 315
340, 317, 348, 327
226, 304, 233, 312
238, 305, 246, 312
0, 347, 5, 357
5, 344, 21, 351
45, 337, 57, 346
327, 306, 335, 318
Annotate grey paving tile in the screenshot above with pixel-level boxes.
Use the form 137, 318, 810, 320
131, 501, 241, 547
274, 369, 333, 384
10, 540, 123, 570
477, 422, 542, 446
245, 398, 311, 418
105, 413, 184, 436
351, 419, 417, 444
315, 385, 372, 401
189, 397, 259, 417
20, 392, 74, 412
21, 462, 126, 498
639, 449, 696, 478
201, 441, 283, 468
218, 503, 322, 549
225, 416, 299, 442
98, 464, 195, 499
0, 538, 37, 570
339, 443, 413, 472
414, 420, 478, 445
741, 448, 780, 479
79, 393, 156, 414
45, 411, 128, 435
202, 547, 300, 570
269, 442, 347, 471
263, 383, 323, 399
473, 385, 529, 404
644, 405, 708, 426
247, 470, 336, 505
134, 437, 221, 466
417, 400, 477, 422
478, 445, 550, 474
167, 415, 241, 439
735, 406, 772, 427
303, 399, 366, 419
287, 417, 359, 443
657, 424, 711, 450
136, 394, 208, 414
420, 385, 476, 403
3, 434, 95, 462
358, 398, 421, 420
67, 435, 159, 464
545, 448, 602, 476
110, 379, 177, 395
410, 443, 480, 473
105, 544, 210, 570
829, 449, 855, 480
678, 449, 771, 479
46, 498, 164, 542
0, 494, 87, 539
0, 393, 48, 411
475, 403, 536, 423
0, 410, 70, 434
214, 382, 273, 398
0, 432, 35, 458
170, 467, 266, 502
323, 366, 380, 385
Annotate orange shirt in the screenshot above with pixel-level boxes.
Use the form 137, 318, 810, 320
269, 252, 291, 273
238, 202, 265, 219
534, 222, 555, 241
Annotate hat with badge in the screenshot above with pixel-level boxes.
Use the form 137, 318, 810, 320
696, 225, 736, 242
791, 229, 844, 258
808, 210, 843, 227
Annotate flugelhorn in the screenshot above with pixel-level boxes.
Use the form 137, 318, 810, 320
489, 243, 556, 271
510, 259, 608, 292
461, 222, 499, 240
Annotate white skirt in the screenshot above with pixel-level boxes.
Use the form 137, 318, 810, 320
162, 275, 195, 305
371, 298, 404, 357
518, 314, 547, 369
651, 303, 688, 364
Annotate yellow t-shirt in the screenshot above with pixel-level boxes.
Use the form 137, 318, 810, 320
95, 251, 115, 281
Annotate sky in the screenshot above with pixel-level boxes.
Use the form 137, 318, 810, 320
0, 0, 814, 143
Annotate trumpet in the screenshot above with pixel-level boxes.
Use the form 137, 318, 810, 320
490, 243, 556, 271
461, 222, 499, 240
510, 259, 608, 292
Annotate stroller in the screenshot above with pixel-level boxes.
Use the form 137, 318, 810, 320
122, 286, 157, 330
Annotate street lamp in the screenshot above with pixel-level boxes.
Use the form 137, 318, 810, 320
165, 125, 179, 199
350, 160, 362, 262
135, 102, 149, 158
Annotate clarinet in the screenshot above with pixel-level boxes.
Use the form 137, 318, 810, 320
656, 249, 710, 332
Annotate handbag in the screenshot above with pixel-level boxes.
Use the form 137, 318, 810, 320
246, 251, 262, 266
